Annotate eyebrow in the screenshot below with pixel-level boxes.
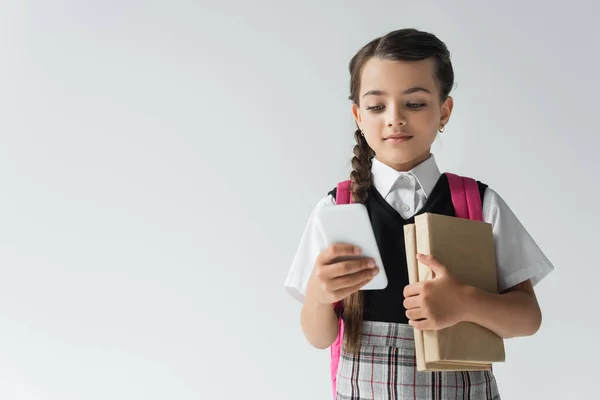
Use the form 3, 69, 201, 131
362, 87, 432, 97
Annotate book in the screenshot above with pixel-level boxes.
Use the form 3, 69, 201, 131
403, 212, 506, 371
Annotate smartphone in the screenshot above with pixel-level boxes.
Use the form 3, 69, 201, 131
315, 203, 388, 290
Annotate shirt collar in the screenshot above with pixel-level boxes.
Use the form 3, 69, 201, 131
371, 154, 442, 199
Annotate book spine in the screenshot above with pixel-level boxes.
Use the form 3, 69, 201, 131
403, 224, 427, 371
415, 214, 441, 363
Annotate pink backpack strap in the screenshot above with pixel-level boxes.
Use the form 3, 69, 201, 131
329, 180, 352, 398
445, 173, 483, 221
446, 172, 491, 373
335, 180, 352, 205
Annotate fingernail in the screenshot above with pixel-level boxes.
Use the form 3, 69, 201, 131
372, 267, 379, 276
354, 247, 361, 255
368, 260, 375, 268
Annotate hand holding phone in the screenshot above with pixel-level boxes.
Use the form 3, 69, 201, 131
307, 243, 379, 305
314, 203, 388, 293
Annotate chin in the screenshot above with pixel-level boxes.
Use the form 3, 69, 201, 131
375, 148, 431, 170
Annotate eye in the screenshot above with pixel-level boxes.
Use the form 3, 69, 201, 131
366, 105, 385, 112
407, 102, 427, 110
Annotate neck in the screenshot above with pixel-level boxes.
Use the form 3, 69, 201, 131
375, 149, 431, 172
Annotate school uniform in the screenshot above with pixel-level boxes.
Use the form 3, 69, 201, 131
284, 154, 554, 399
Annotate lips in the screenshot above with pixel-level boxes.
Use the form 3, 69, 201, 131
384, 133, 413, 142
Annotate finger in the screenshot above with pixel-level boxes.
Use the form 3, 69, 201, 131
333, 276, 373, 299
315, 258, 372, 282
403, 282, 423, 298
403, 295, 420, 310
417, 254, 446, 277
408, 319, 430, 331
328, 267, 378, 291
406, 308, 425, 321
318, 243, 361, 265
328, 258, 375, 279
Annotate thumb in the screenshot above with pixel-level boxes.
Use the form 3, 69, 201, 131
417, 254, 446, 278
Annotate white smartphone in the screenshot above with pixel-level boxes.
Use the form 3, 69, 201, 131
315, 203, 388, 290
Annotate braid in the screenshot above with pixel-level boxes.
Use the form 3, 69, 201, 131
350, 129, 375, 203
343, 129, 375, 353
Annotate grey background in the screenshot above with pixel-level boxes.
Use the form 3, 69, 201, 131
1, 1, 598, 399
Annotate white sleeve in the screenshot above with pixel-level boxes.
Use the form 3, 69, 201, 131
482, 187, 555, 292
283, 195, 336, 303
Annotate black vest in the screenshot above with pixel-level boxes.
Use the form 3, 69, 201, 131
329, 174, 488, 324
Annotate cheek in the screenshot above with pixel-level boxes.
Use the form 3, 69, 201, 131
360, 113, 385, 131
412, 109, 438, 125
361, 117, 384, 149
405, 113, 438, 136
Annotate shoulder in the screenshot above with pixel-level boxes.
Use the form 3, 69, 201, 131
480, 186, 514, 222
477, 183, 522, 231
283, 192, 336, 303
479, 185, 555, 292
480, 185, 534, 238
296, 191, 337, 234
315, 192, 337, 211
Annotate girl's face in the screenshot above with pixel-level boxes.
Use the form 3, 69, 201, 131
352, 57, 453, 171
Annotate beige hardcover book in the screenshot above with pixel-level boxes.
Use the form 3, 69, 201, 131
403, 213, 505, 371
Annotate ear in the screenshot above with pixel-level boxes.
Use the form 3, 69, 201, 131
351, 103, 362, 129
440, 96, 454, 126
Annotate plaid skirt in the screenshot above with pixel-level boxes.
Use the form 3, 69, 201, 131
335, 321, 501, 400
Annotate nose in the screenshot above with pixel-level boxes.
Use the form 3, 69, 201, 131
386, 105, 407, 127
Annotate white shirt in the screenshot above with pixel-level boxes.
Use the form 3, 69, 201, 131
284, 154, 554, 303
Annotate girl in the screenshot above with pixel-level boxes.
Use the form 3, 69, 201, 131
284, 28, 554, 399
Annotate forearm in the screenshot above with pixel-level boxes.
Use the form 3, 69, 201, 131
460, 284, 542, 339
300, 295, 340, 349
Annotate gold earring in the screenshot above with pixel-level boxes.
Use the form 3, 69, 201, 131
439, 124, 445, 133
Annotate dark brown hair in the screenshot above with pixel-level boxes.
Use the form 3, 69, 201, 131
343, 28, 455, 353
